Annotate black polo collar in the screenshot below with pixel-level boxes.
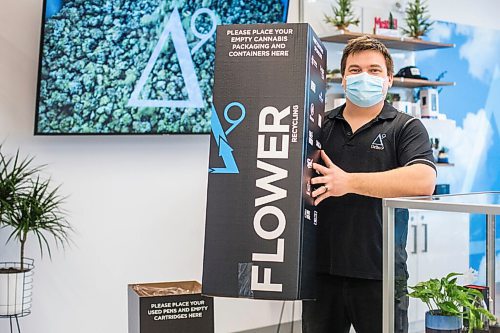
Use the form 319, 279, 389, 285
327, 101, 399, 121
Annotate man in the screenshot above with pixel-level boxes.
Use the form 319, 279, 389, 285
302, 36, 436, 333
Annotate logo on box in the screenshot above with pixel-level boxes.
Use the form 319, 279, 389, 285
311, 56, 318, 68
209, 102, 246, 174
309, 103, 315, 122
304, 209, 311, 220
306, 158, 313, 169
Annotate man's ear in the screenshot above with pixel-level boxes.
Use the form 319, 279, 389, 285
387, 73, 394, 88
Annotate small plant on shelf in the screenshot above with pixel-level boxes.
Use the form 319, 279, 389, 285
324, 0, 360, 32
326, 68, 342, 80
389, 12, 396, 29
401, 0, 434, 39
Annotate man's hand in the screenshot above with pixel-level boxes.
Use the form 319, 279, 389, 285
311, 150, 351, 205
311, 151, 436, 201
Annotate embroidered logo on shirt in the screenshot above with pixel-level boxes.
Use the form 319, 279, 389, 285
371, 133, 387, 150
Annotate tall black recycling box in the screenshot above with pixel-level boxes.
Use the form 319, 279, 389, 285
203, 23, 327, 300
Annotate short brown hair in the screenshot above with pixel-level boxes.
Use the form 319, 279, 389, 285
340, 36, 394, 76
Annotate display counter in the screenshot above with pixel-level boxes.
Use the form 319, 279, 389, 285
382, 192, 500, 332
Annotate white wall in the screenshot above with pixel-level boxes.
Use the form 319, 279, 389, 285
0, 1, 499, 332
295, 0, 500, 30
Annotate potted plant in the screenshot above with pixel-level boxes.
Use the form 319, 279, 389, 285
408, 273, 496, 333
324, 0, 360, 32
326, 68, 342, 80
0, 147, 71, 316
401, 0, 434, 39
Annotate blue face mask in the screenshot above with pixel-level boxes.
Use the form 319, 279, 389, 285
345, 72, 386, 108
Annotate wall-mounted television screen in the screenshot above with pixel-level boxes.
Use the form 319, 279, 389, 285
35, 0, 289, 135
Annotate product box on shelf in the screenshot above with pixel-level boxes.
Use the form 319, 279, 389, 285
202, 23, 327, 300
420, 88, 440, 118
128, 281, 214, 333
392, 101, 412, 115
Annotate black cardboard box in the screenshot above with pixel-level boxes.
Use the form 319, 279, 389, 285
128, 281, 214, 333
202, 23, 327, 300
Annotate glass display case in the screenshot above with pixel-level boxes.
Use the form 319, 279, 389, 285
382, 192, 500, 333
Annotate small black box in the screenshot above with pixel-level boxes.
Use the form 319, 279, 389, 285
434, 184, 450, 195
128, 281, 214, 333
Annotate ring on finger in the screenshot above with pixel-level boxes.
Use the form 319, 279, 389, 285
323, 185, 329, 193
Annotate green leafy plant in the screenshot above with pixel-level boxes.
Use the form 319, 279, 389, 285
408, 273, 496, 332
401, 0, 434, 39
324, 0, 360, 31
0, 148, 41, 214
389, 12, 396, 29
0, 147, 71, 270
326, 68, 342, 80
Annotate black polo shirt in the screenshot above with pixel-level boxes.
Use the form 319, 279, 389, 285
317, 101, 436, 280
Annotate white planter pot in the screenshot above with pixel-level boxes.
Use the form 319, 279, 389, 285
0, 260, 34, 316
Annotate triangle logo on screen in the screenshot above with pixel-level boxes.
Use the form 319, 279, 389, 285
127, 7, 204, 109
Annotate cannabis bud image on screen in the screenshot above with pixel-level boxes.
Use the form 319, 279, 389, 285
36, 0, 289, 135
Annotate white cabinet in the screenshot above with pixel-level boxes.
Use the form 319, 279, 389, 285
406, 210, 469, 333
